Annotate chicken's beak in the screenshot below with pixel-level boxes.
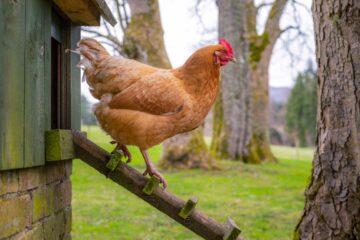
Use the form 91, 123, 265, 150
230, 57, 237, 63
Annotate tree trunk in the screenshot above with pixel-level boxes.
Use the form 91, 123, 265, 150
159, 128, 217, 170
124, 0, 170, 68
142, 0, 215, 170
211, 0, 251, 160
295, 1, 360, 239
244, 0, 288, 163
246, 39, 277, 163
212, 0, 287, 163
125, 0, 215, 169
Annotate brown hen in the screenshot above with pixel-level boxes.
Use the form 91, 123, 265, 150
74, 38, 236, 188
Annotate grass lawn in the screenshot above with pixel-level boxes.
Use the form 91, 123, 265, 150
72, 126, 314, 240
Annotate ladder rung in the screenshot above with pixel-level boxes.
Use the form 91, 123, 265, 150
142, 176, 160, 195
106, 152, 123, 171
179, 197, 198, 219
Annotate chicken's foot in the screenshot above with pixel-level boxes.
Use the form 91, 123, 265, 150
110, 141, 132, 163
140, 149, 167, 189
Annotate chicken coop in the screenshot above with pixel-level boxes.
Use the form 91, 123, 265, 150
1, 1, 243, 239
0, 0, 115, 238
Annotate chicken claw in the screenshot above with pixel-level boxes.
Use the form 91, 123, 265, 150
140, 149, 167, 189
143, 166, 167, 189
110, 141, 132, 163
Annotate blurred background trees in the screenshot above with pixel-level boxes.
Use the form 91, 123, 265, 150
81, 0, 315, 169
285, 63, 317, 147
81, 95, 97, 126
211, 0, 292, 163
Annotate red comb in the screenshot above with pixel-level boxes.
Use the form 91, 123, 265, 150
219, 38, 234, 55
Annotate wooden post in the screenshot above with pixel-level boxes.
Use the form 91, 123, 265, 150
46, 129, 75, 161
179, 197, 198, 219
72, 130, 242, 240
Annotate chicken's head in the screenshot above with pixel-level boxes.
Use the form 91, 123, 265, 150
214, 39, 236, 66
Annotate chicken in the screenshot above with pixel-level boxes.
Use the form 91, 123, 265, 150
74, 38, 236, 188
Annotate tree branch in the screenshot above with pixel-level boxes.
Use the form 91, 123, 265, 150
292, 0, 311, 15
256, 1, 274, 14
82, 28, 123, 51
246, 0, 257, 35
115, 0, 128, 33
264, 0, 288, 37
121, 0, 130, 26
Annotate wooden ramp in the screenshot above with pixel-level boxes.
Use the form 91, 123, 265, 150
46, 130, 242, 240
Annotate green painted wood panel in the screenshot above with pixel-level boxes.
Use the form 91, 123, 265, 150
44, 2, 52, 131
23, 0, 51, 168
70, 25, 81, 130
0, 0, 26, 170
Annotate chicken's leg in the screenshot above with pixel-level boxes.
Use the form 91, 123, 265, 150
110, 141, 132, 163
140, 149, 167, 189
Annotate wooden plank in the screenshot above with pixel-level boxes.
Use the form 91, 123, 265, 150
90, 0, 117, 26
43, 1, 52, 131
72, 131, 242, 240
23, 0, 50, 168
69, 25, 81, 130
45, 130, 75, 161
0, 0, 26, 170
179, 197, 198, 219
52, 0, 101, 26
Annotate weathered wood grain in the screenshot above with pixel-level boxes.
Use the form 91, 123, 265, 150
0, 0, 26, 170
24, 0, 50, 168
45, 130, 75, 161
224, 218, 241, 240
69, 25, 81, 130
52, 0, 101, 26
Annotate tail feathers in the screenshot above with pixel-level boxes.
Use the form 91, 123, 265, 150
68, 38, 110, 81
77, 38, 110, 60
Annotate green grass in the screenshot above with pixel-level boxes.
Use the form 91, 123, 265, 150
72, 126, 314, 240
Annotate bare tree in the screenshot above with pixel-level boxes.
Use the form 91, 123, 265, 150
295, 1, 360, 238
211, 0, 310, 163
83, 0, 128, 56
211, 0, 251, 160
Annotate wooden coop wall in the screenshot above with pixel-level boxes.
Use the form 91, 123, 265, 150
0, 0, 83, 238
0, 0, 80, 171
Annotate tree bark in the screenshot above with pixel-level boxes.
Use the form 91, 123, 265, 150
245, 0, 288, 163
159, 128, 217, 170
295, 1, 360, 239
124, 0, 170, 68
211, 0, 251, 160
212, 0, 287, 163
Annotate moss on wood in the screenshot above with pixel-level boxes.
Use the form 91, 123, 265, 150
249, 32, 269, 68
45, 130, 75, 161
